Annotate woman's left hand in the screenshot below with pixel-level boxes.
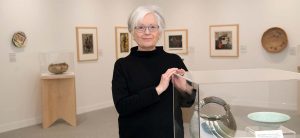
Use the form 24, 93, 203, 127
175, 68, 185, 76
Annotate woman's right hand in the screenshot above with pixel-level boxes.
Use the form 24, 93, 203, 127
155, 68, 179, 95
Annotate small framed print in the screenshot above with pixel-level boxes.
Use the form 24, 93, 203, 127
115, 26, 132, 59
164, 29, 188, 54
76, 26, 98, 61
210, 24, 239, 57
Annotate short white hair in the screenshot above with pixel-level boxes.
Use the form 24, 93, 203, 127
128, 5, 165, 33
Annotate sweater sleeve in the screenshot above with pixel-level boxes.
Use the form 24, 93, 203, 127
173, 55, 196, 107
112, 59, 160, 116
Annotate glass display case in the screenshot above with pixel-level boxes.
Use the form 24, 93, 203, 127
39, 51, 75, 75
173, 68, 300, 138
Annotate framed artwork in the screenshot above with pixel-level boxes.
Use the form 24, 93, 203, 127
164, 29, 188, 54
210, 24, 239, 57
76, 26, 98, 61
115, 26, 132, 59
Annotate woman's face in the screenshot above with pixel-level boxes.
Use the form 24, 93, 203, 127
133, 13, 160, 51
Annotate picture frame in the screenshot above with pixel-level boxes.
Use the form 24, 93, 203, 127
210, 24, 239, 57
164, 29, 188, 54
115, 26, 132, 59
76, 26, 98, 61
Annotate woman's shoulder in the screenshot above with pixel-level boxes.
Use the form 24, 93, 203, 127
163, 51, 182, 60
114, 57, 126, 65
114, 55, 133, 67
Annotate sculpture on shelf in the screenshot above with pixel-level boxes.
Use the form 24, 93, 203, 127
199, 96, 237, 138
48, 62, 69, 74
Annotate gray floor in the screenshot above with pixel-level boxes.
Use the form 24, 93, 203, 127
0, 106, 299, 138
0, 106, 190, 138
0, 107, 119, 138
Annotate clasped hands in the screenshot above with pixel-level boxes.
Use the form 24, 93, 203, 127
156, 68, 191, 95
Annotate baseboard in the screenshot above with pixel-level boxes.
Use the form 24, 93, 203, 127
0, 101, 114, 134
0, 117, 41, 133
77, 101, 114, 114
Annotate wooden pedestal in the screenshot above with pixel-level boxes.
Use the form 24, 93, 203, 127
41, 73, 77, 128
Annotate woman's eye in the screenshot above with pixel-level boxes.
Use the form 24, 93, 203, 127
137, 26, 144, 29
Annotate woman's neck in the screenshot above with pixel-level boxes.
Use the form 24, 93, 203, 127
138, 46, 156, 51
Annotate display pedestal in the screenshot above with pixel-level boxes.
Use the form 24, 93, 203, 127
41, 73, 77, 128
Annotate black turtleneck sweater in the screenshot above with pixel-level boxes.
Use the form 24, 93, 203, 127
112, 46, 188, 138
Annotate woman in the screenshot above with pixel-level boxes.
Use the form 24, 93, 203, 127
112, 5, 194, 138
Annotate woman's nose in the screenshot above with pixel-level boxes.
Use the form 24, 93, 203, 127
144, 27, 150, 34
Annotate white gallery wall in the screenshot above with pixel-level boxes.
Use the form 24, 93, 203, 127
0, 0, 300, 133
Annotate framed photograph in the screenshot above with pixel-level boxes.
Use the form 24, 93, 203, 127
76, 26, 98, 61
115, 26, 132, 59
164, 29, 188, 54
210, 24, 239, 57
